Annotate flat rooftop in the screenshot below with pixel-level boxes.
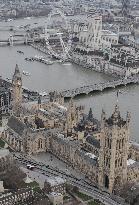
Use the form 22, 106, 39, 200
0, 148, 9, 158
45, 176, 66, 186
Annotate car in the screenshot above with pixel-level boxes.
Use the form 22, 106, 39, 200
41, 172, 45, 174
27, 164, 35, 170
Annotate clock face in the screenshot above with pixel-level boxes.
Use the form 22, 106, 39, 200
17, 80, 21, 86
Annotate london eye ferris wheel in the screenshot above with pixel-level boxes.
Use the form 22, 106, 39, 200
44, 8, 72, 61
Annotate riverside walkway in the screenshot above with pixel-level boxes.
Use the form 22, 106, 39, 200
61, 76, 139, 98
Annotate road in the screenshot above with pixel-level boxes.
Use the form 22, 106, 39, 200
13, 153, 127, 205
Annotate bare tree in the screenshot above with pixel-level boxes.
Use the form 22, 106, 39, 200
1, 164, 26, 190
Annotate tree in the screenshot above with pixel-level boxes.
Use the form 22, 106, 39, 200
116, 182, 139, 205
72, 186, 79, 193
65, 183, 72, 192
1, 164, 26, 190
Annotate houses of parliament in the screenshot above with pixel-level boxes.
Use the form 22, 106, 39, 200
1, 64, 139, 194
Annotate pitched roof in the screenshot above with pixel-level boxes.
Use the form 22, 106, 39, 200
86, 135, 100, 149
7, 116, 26, 136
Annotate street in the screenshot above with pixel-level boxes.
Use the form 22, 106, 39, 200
13, 152, 127, 205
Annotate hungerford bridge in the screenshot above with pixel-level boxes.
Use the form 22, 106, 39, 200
60, 75, 139, 98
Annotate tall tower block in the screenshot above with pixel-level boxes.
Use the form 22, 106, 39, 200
12, 64, 22, 117
98, 105, 131, 193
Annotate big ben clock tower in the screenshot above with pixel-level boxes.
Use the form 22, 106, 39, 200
12, 64, 22, 117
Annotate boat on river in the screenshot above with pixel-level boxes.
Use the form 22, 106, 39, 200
25, 57, 34, 62
23, 71, 31, 76
17, 50, 24, 54
6, 78, 12, 82
34, 55, 53, 65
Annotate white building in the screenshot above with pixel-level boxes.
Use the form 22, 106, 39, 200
44, 176, 66, 195
73, 15, 119, 51
101, 30, 119, 49
48, 192, 63, 205
79, 16, 102, 50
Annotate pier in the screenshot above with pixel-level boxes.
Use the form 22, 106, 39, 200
25, 56, 53, 65
60, 76, 139, 98
30, 43, 61, 60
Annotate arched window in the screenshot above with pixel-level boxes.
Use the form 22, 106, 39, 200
119, 139, 121, 149
107, 138, 109, 148
38, 139, 43, 149
109, 139, 112, 149
120, 158, 122, 166
115, 159, 117, 168
122, 139, 124, 148
104, 175, 109, 189
116, 140, 119, 150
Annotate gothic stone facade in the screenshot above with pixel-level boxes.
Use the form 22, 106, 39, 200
3, 105, 139, 193
2, 65, 139, 193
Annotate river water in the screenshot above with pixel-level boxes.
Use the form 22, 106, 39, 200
0, 16, 139, 141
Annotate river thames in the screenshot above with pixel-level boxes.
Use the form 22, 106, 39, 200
0, 17, 139, 141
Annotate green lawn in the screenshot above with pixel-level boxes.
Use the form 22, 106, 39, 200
21, 180, 40, 191
75, 191, 92, 201
0, 139, 5, 148
26, 181, 39, 188
88, 201, 100, 205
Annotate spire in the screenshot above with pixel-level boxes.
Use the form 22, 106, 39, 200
88, 108, 93, 121
116, 90, 119, 104
111, 104, 120, 124
126, 111, 131, 124
69, 98, 74, 107
0, 108, 2, 127
101, 108, 106, 121
14, 64, 20, 75
101, 108, 106, 129
38, 95, 41, 105
38, 95, 41, 110
12, 64, 22, 81
113, 104, 120, 118
15, 64, 19, 72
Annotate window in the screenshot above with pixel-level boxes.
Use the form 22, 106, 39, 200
119, 140, 121, 149
116, 140, 119, 150
38, 139, 43, 149
1, 97, 4, 107
115, 159, 117, 168
122, 139, 124, 148
120, 158, 122, 166
105, 139, 107, 147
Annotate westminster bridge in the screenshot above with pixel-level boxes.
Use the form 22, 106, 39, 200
60, 76, 139, 98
